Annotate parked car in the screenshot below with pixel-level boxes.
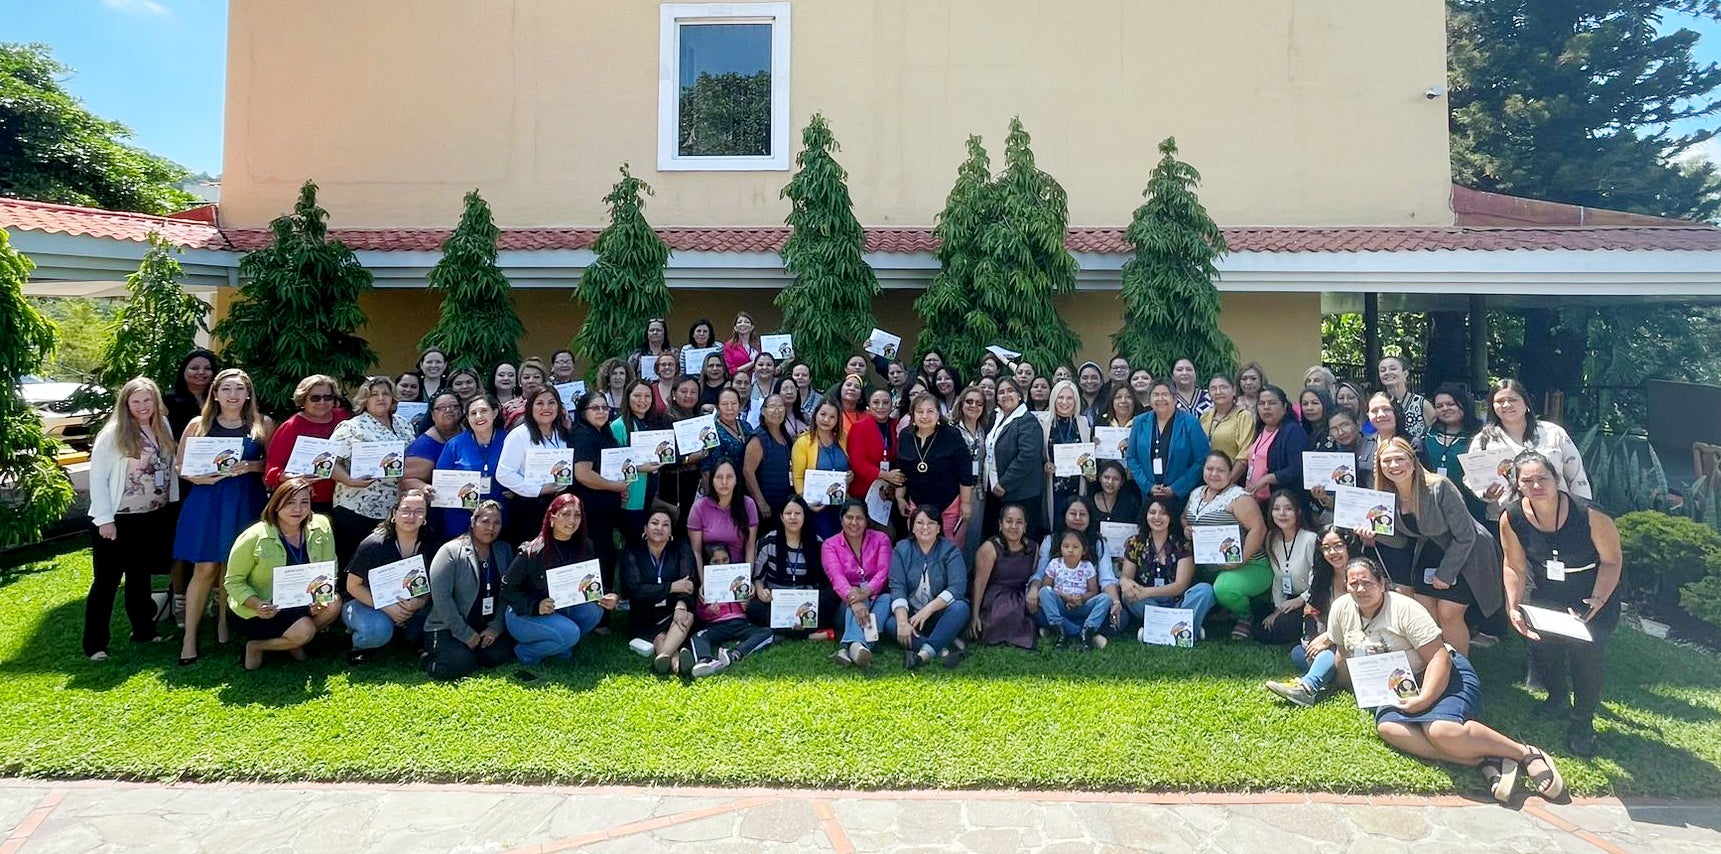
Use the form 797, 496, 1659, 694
18, 375, 98, 449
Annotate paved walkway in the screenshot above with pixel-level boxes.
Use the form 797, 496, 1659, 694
1, 779, 1716, 853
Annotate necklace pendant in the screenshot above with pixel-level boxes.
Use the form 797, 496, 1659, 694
916, 461, 929, 473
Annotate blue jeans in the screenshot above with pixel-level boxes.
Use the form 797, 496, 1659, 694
506, 603, 603, 665
1292, 643, 1338, 692
842, 596, 891, 646
883, 599, 973, 655
342, 600, 427, 650
1036, 588, 1112, 636
1123, 582, 1217, 635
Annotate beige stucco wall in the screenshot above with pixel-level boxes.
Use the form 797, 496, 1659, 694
223, 0, 1452, 231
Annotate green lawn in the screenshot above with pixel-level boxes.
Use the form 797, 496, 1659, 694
3, 540, 1720, 796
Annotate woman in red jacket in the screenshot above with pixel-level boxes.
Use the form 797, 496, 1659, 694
263, 375, 349, 512
846, 388, 905, 523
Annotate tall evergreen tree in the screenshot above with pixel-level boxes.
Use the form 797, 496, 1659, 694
421, 191, 523, 372
0, 230, 75, 547
73, 233, 210, 427
574, 165, 671, 370
914, 135, 994, 373
778, 113, 880, 388
971, 117, 1080, 372
215, 180, 377, 417
1113, 137, 1236, 379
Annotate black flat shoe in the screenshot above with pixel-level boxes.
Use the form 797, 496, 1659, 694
514, 669, 538, 683
178, 655, 198, 667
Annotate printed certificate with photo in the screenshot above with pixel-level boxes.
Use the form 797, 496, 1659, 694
367, 555, 429, 609
760, 333, 795, 360
770, 589, 821, 629
803, 469, 848, 508
1348, 650, 1419, 708
701, 563, 754, 604
1302, 451, 1358, 488
1192, 524, 1243, 565
545, 559, 604, 605
1052, 443, 1096, 478
1333, 485, 1397, 536
629, 429, 678, 465
271, 561, 338, 609
180, 436, 245, 477
429, 469, 486, 509
349, 440, 406, 480
283, 436, 338, 479
673, 413, 719, 454
1093, 427, 1130, 461
864, 328, 902, 360
1138, 607, 1197, 648
600, 447, 638, 484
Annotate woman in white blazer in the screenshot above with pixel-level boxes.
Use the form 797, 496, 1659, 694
84, 377, 179, 660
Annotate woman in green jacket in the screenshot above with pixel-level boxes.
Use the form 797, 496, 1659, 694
225, 476, 342, 670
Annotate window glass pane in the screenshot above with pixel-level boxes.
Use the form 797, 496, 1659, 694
678, 22, 773, 158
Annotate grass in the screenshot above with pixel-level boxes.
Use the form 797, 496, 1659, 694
3, 539, 1720, 796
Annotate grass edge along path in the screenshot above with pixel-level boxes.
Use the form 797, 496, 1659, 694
2, 541, 1719, 796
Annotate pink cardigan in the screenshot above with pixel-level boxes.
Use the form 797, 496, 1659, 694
722, 341, 758, 374
822, 529, 892, 600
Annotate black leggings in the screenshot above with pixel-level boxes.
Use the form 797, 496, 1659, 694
1530, 608, 1617, 726
423, 629, 516, 681
84, 509, 173, 656
690, 618, 774, 662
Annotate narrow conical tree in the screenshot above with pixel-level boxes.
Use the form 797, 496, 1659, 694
73, 232, 210, 427
0, 230, 74, 547
972, 117, 1080, 371
1112, 137, 1235, 379
913, 135, 994, 372
778, 113, 879, 388
215, 180, 378, 416
422, 190, 523, 371
574, 164, 671, 370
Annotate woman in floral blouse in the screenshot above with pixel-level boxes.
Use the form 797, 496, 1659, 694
329, 376, 418, 566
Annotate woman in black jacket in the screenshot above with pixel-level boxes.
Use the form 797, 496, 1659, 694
501, 494, 619, 677
983, 378, 1046, 538
621, 508, 698, 676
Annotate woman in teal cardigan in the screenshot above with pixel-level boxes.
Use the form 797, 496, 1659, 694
225, 476, 342, 670
1127, 380, 1211, 501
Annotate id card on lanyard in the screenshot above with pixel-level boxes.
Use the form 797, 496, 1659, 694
479, 555, 496, 616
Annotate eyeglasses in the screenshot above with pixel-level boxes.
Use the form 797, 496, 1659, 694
1320, 543, 1350, 553
306, 394, 337, 403
585, 404, 610, 412
433, 404, 461, 413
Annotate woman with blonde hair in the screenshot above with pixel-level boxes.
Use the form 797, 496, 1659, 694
84, 377, 177, 660
173, 368, 275, 666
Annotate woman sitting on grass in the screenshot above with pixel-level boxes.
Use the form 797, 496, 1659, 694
683, 542, 775, 681
969, 503, 1038, 649
621, 508, 697, 678
882, 507, 971, 669
423, 500, 515, 681
1263, 525, 1359, 706
1115, 497, 1216, 642
500, 494, 618, 680
824, 499, 892, 669
340, 489, 434, 665
224, 477, 341, 671
748, 495, 838, 636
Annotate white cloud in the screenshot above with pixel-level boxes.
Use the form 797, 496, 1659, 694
1676, 136, 1721, 168
102, 0, 168, 16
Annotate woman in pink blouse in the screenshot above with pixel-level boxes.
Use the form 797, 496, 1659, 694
822, 499, 892, 669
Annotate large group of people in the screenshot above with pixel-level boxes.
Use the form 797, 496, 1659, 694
81, 312, 1625, 802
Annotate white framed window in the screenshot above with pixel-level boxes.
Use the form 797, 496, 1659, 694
658, 2, 792, 171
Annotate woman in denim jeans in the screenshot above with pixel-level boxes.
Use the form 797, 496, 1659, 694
880, 507, 971, 669
1264, 525, 1360, 706
823, 500, 892, 669
341, 489, 434, 664
1116, 497, 1217, 644
501, 494, 619, 678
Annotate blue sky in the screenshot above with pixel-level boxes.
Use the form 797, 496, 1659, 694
5, 2, 1721, 178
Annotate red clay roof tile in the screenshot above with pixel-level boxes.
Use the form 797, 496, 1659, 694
0, 196, 229, 249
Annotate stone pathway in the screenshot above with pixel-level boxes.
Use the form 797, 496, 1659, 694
1, 779, 1716, 853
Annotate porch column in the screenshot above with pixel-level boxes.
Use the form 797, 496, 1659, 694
1467, 295, 1488, 395
1363, 292, 1381, 384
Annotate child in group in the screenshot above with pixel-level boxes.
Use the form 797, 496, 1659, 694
685, 543, 775, 680
1030, 530, 1108, 649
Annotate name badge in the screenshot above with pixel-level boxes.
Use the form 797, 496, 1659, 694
1152, 458, 1165, 476
478, 476, 493, 493
1545, 559, 1566, 582
1280, 574, 1295, 596
481, 596, 495, 616
1436, 466, 1448, 479
1152, 576, 1167, 587
880, 461, 891, 472
154, 470, 167, 489
971, 459, 980, 478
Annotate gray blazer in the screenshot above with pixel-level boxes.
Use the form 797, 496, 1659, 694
1377, 476, 1503, 616
887, 537, 968, 612
993, 412, 1045, 502
425, 536, 514, 643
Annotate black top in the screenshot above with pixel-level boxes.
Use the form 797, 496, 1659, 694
755, 528, 825, 589
164, 392, 203, 440
502, 536, 595, 616
621, 539, 696, 610
345, 529, 429, 584
896, 423, 977, 512
1505, 496, 1602, 574
570, 420, 622, 511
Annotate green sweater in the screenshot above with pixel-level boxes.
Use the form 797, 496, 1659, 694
224, 515, 337, 619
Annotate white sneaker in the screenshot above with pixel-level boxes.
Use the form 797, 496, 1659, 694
628, 638, 655, 657
849, 641, 872, 669
88, 651, 108, 662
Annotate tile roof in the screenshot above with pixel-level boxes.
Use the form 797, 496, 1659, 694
10, 196, 1721, 255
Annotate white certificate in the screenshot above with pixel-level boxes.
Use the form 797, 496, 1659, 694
629, 429, 678, 465
682, 346, 722, 376
637, 358, 661, 383
863, 327, 902, 360
430, 469, 485, 509
271, 560, 338, 609
1052, 443, 1096, 478
672, 413, 719, 454
283, 436, 338, 479
600, 446, 638, 484
180, 436, 244, 477
1333, 485, 1397, 536
770, 588, 820, 629
803, 469, 848, 508
554, 381, 587, 412
1348, 650, 1420, 708
984, 344, 1022, 363
349, 440, 406, 480
522, 448, 574, 493
1192, 524, 1243, 565
1138, 606, 1197, 648
368, 554, 429, 609
545, 559, 604, 605
394, 401, 428, 425
1458, 446, 1517, 495
1302, 451, 1358, 488
1520, 604, 1595, 641
1099, 521, 1137, 573
760, 333, 795, 361
700, 563, 754, 604
1093, 426, 1130, 462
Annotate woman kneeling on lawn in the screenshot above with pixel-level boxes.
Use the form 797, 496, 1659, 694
423, 500, 515, 680
1330, 555, 1564, 803
883, 506, 971, 669
501, 494, 618, 678
224, 477, 341, 671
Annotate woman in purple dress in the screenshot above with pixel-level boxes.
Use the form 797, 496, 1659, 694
969, 503, 1038, 648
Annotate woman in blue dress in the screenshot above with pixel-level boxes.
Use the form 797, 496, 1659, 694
173, 368, 275, 665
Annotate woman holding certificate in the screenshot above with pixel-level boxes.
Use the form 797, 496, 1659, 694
400, 391, 463, 494
1500, 450, 1622, 757
424, 500, 515, 681
1309, 409, 1376, 524
435, 394, 507, 538
1327, 556, 1564, 803
501, 494, 617, 673
896, 393, 976, 541
1126, 380, 1209, 503
174, 368, 274, 667
792, 399, 851, 540
1117, 497, 1217, 641
224, 477, 341, 671
823, 500, 893, 669
340, 489, 433, 664
1037, 380, 1093, 527
621, 508, 698, 676
1471, 379, 1592, 521
263, 374, 349, 512
328, 376, 417, 568
687, 460, 760, 569
1363, 437, 1504, 657
615, 380, 671, 542
704, 388, 753, 477
749, 496, 837, 634
84, 378, 176, 660
496, 388, 575, 550
847, 388, 905, 521
1183, 450, 1272, 641
570, 390, 634, 587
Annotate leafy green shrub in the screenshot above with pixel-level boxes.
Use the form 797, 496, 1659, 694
1682, 556, 1721, 631
1617, 510, 1721, 615
1576, 426, 1669, 515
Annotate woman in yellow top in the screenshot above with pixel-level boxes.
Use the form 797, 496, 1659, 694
224, 476, 342, 670
1199, 375, 1257, 485
791, 399, 851, 541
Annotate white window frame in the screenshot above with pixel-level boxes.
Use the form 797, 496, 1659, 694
658, 2, 792, 172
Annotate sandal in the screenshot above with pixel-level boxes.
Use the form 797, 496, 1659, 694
1521, 746, 1564, 800
1488, 757, 1519, 804
1230, 621, 1252, 641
